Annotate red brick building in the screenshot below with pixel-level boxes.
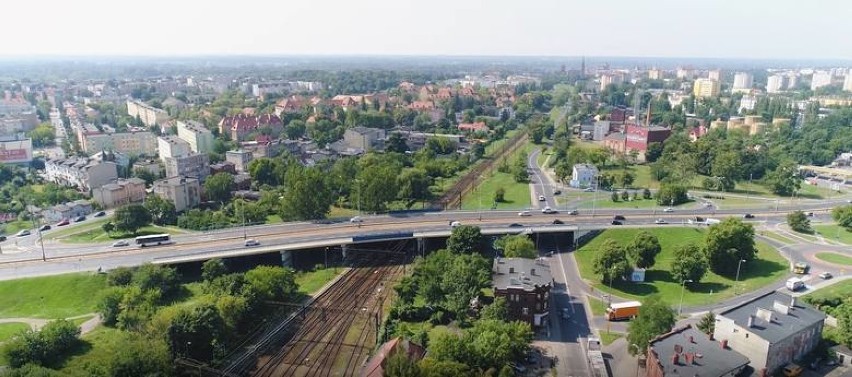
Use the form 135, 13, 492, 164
492, 257, 552, 327
218, 114, 283, 141
624, 124, 672, 152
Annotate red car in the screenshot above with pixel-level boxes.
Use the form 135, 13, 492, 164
56, 219, 70, 226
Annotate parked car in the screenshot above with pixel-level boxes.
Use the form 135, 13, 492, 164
567, 209, 579, 215
0, 235, 6, 242
613, 215, 626, 220
561, 308, 571, 319
663, 207, 674, 212
537, 195, 546, 202
584, 187, 595, 192
244, 239, 260, 247
542, 206, 556, 214
508, 223, 524, 228
552, 219, 564, 225
518, 211, 531, 217
38, 225, 51, 232
819, 272, 833, 279
450, 221, 461, 228
611, 220, 623, 225
655, 218, 668, 224
743, 213, 755, 219
74, 215, 86, 222
56, 219, 70, 226
349, 216, 363, 223
16, 229, 31, 237
806, 212, 815, 217
553, 190, 562, 195
94, 211, 106, 217
112, 240, 129, 247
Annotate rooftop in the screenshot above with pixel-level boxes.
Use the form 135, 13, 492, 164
718, 291, 825, 344
492, 257, 552, 291
649, 325, 749, 377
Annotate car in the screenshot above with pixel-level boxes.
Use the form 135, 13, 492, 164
112, 240, 129, 247
15, 229, 31, 237
450, 221, 462, 228
542, 206, 556, 214
349, 216, 363, 223
38, 225, 51, 232
537, 195, 546, 202
584, 187, 595, 192
244, 239, 260, 247
655, 218, 667, 224
553, 190, 562, 195
806, 212, 815, 217
552, 219, 564, 225
0, 235, 6, 242
508, 223, 524, 228
561, 308, 571, 319
518, 211, 531, 217
743, 213, 755, 219
56, 219, 70, 226
819, 272, 833, 279
74, 215, 86, 222
567, 209, 579, 215
663, 207, 674, 212
94, 211, 106, 217
611, 220, 623, 225
613, 215, 626, 220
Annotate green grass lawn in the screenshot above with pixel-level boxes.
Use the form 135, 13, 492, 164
61, 224, 184, 243
598, 331, 623, 346
328, 206, 359, 219
758, 231, 796, 245
804, 279, 852, 301
815, 252, 852, 266
0, 273, 107, 318
577, 196, 670, 210
44, 218, 111, 239
295, 268, 342, 296
588, 296, 607, 316
462, 170, 531, 210
0, 322, 29, 342
59, 326, 127, 374
574, 228, 788, 307
814, 224, 852, 245
0, 219, 34, 236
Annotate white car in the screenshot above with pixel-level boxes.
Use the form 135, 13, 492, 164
244, 239, 260, 247
112, 240, 129, 247
655, 218, 668, 224
450, 221, 462, 228
15, 229, 30, 237
584, 187, 595, 192
518, 211, 532, 217
349, 216, 363, 223
663, 207, 674, 212
538, 195, 546, 202
542, 206, 555, 214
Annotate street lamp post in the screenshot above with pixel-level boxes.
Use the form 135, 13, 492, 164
735, 259, 747, 292
355, 179, 362, 216
678, 279, 693, 314
592, 175, 600, 218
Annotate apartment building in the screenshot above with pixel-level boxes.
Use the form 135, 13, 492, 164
44, 157, 118, 192
165, 152, 210, 181
158, 135, 191, 161
767, 75, 786, 93
126, 99, 169, 127
176, 120, 214, 154
733, 72, 754, 92
218, 114, 283, 141
811, 71, 833, 91
153, 177, 201, 212
693, 79, 721, 97
225, 150, 253, 173
491, 257, 552, 327
91, 178, 146, 208
647, 325, 749, 377
343, 127, 386, 151
82, 131, 157, 156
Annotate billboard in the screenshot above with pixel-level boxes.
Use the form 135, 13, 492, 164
0, 138, 33, 164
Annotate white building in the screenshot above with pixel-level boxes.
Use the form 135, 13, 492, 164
126, 100, 169, 127
44, 157, 118, 192
766, 75, 786, 93
732, 72, 753, 92
811, 71, 833, 90
593, 121, 610, 141
158, 135, 191, 162
708, 69, 722, 81
739, 95, 758, 113
225, 150, 253, 173
844, 74, 852, 92
164, 153, 210, 181
714, 291, 825, 376
176, 120, 214, 154
153, 177, 201, 212
91, 178, 147, 208
0, 135, 33, 164
82, 131, 157, 156
599, 73, 623, 91
569, 164, 598, 188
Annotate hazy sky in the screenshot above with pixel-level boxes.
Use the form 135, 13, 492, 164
4, 0, 850, 59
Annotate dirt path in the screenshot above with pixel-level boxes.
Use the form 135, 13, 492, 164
0, 313, 101, 334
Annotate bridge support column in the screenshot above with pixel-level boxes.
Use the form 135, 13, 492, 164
340, 244, 348, 260
280, 250, 292, 268
417, 237, 425, 257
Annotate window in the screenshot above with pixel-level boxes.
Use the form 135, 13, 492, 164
522, 307, 529, 315
536, 303, 541, 311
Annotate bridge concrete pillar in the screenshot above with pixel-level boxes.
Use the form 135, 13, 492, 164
341, 244, 348, 260
417, 237, 425, 256
280, 250, 292, 268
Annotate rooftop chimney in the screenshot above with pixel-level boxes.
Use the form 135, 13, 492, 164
747, 314, 755, 328
685, 353, 694, 365
671, 353, 679, 365
688, 335, 694, 344
790, 296, 797, 308
509, 267, 514, 273
720, 339, 728, 349
531, 268, 536, 276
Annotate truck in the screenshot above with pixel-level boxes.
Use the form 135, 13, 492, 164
793, 262, 809, 274
688, 217, 720, 226
587, 337, 609, 377
605, 301, 641, 321
786, 277, 805, 291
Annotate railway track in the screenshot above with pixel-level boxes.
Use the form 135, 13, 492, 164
252, 244, 406, 377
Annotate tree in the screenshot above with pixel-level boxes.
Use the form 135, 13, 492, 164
696, 311, 715, 334
144, 194, 177, 225
397, 169, 432, 207
656, 183, 688, 205
202, 258, 228, 282
787, 211, 811, 233
702, 218, 756, 274
611, 192, 619, 202
132, 168, 157, 186
417, 359, 472, 377
710, 151, 742, 191
386, 132, 409, 154
834, 303, 852, 348
671, 244, 708, 283
446, 225, 483, 254
501, 235, 536, 259
244, 266, 297, 302
627, 231, 661, 269
279, 167, 334, 220
646, 142, 664, 162
479, 297, 508, 321
493, 187, 505, 203
3, 319, 81, 368
627, 295, 675, 356
97, 287, 126, 326
204, 173, 234, 204
27, 123, 56, 148
113, 204, 152, 235
102, 221, 115, 235
592, 239, 631, 283
620, 171, 635, 188
247, 158, 283, 186
832, 205, 852, 230
132, 264, 181, 298
357, 163, 400, 212
106, 333, 172, 377
621, 190, 629, 201
167, 304, 225, 361
393, 276, 418, 305
384, 351, 423, 377
765, 160, 801, 196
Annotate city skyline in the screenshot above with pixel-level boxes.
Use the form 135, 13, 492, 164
4, 0, 851, 60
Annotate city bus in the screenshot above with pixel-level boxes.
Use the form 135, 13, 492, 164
135, 234, 173, 247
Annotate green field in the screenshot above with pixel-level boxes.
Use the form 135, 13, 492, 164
461, 170, 532, 210
62, 224, 184, 243
815, 252, 852, 266
598, 331, 623, 346
295, 268, 342, 296
805, 279, 852, 302
0, 322, 30, 342
0, 273, 107, 318
814, 224, 852, 245
758, 231, 796, 245
588, 296, 607, 316
0, 220, 34, 236
574, 228, 788, 307
577, 196, 673, 210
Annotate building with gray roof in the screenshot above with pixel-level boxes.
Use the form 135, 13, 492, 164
714, 291, 825, 376
492, 257, 552, 327
647, 324, 749, 377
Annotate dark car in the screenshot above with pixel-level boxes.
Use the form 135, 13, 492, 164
553, 190, 562, 195
611, 220, 623, 225
743, 213, 755, 219
38, 225, 51, 232
94, 211, 106, 217
613, 215, 626, 221
74, 215, 86, 222
0, 235, 6, 242
552, 219, 564, 225
508, 223, 524, 228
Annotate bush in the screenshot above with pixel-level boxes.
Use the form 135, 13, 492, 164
132, 264, 181, 299
3, 319, 80, 368
106, 267, 133, 286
